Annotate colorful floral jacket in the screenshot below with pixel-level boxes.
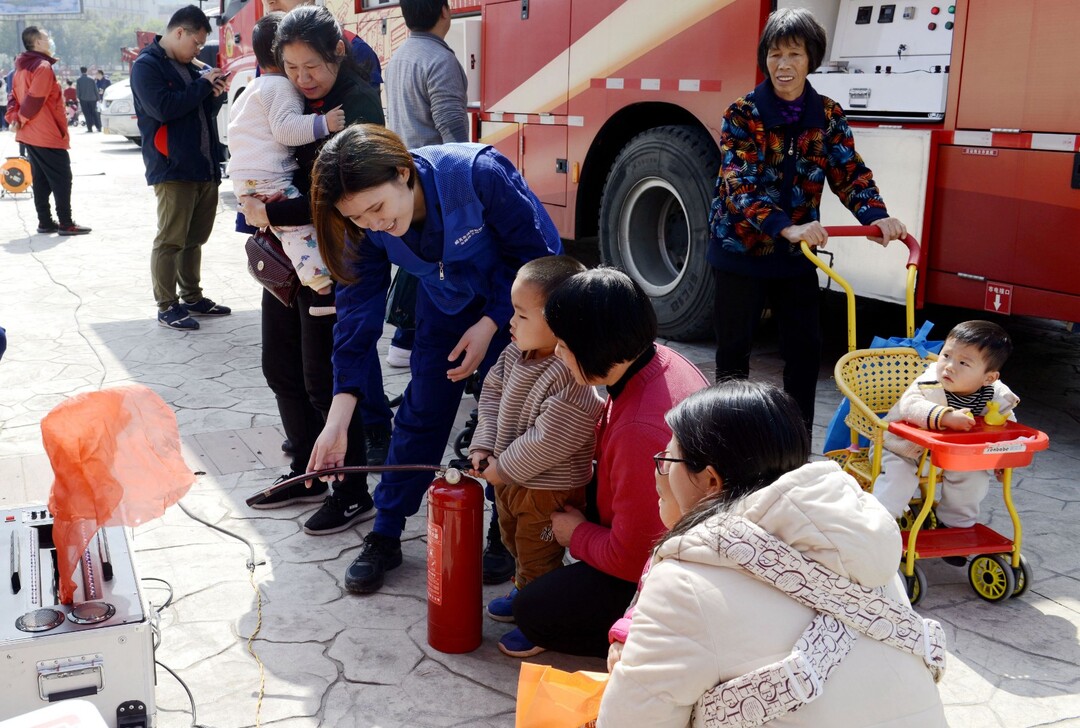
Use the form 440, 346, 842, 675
708, 80, 888, 276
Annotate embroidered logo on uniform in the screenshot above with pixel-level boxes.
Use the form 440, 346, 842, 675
454, 225, 485, 246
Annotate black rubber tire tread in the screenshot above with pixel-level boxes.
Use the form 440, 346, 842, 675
1011, 554, 1032, 598
598, 124, 719, 341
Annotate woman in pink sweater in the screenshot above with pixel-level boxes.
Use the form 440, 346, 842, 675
503, 269, 708, 658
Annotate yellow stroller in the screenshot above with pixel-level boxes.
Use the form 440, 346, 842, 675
805, 226, 1049, 605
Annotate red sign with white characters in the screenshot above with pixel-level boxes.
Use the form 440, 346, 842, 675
985, 282, 1013, 315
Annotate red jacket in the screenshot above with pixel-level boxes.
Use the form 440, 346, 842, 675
568, 345, 708, 582
6, 51, 69, 150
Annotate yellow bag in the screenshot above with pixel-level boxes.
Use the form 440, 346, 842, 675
515, 662, 609, 728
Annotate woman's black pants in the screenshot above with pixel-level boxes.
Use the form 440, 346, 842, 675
713, 266, 822, 431
260, 287, 368, 494
513, 560, 638, 658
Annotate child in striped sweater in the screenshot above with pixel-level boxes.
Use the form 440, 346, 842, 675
470, 256, 606, 621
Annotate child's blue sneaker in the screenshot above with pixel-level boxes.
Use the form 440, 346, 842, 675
498, 627, 546, 658
486, 586, 519, 623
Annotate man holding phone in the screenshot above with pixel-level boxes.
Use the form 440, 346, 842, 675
131, 5, 232, 330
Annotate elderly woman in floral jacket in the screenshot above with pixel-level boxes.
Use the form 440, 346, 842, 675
708, 8, 907, 431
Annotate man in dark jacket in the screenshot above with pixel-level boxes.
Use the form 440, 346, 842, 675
75, 67, 100, 132
95, 70, 111, 100
131, 5, 231, 330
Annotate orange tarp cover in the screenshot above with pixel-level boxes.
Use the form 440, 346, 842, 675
41, 385, 194, 604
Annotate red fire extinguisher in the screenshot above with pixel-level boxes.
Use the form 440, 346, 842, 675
426, 467, 484, 654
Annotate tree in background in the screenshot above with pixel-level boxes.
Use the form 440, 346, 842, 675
0, 13, 164, 73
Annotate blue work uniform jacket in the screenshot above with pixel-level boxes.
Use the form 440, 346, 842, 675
332, 144, 562, 394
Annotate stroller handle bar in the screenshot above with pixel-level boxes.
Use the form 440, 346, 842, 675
811, 226, 920, 268
801, 225, 922, 352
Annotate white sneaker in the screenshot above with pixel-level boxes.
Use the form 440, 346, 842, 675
386, 344, 412, 368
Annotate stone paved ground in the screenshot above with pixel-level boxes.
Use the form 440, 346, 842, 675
1, 129, 1079, 727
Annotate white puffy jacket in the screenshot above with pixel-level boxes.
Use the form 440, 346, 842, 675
597, 461, 946, 727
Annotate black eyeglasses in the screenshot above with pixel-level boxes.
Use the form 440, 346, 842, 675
653, 451, 690, 476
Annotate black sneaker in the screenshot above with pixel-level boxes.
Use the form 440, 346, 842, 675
249, 474, 328, 510
483, 524, 515, 585
37, 220, 59, 234
345, 532, 403, 593
57, 222, 91, 236
182, 297, 232, 316
158, 303, 199, 330
364, 424, 392, 468
303, 490, 375, 535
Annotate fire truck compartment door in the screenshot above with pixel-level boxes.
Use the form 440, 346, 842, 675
815, 127, 932, 305
522, 124, 568, 207
957, 0, 1080, 134
446, 16, 481, 108
483, 0, 570, 115
930, 145, 1080, 297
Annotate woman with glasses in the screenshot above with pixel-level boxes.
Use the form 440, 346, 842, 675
597, 380, 946, 726
505, 268, 707, 658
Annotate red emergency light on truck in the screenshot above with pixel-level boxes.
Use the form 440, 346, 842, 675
225, 0, 1080, 339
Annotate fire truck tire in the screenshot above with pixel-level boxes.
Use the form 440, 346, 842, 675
599, 124, 718, 341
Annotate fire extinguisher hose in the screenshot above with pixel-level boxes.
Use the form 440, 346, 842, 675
243, 461, 474, 508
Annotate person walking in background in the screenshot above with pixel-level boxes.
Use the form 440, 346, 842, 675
709, 8, 907, 432
62, 80, 78, 126
5, 27, 91, 236
76, 67, 100, 132
95, 70, 111, 101
381, 0, 470, 371
131, 5, 232, 331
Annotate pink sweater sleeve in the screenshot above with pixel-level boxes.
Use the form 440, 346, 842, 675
608, 560, 652, 643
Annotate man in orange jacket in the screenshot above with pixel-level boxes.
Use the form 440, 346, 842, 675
5, 26, 90, 236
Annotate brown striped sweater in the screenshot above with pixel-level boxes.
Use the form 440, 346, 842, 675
470, 343, 605, 490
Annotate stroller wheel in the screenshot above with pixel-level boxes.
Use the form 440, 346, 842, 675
968, 554, 1015, 603
900, 564, 927, 606
1010, 555, 1032, 598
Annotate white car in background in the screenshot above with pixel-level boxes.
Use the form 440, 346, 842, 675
100, 79, 140, 145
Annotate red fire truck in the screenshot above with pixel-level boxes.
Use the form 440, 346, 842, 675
225, 0, 1080, 340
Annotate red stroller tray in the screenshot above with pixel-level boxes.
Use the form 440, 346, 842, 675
888, 419, 1049, 471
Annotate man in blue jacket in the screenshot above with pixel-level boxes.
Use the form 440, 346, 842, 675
131, 5, 232, 330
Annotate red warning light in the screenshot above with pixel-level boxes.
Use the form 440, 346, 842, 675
930, 6, 940, 14
928, 22, 937, 30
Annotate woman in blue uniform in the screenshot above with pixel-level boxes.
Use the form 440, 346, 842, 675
308, 123, 562, 594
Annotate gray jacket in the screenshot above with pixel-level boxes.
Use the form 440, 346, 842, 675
75, 74, 97, 102
385, 31, 468, 148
